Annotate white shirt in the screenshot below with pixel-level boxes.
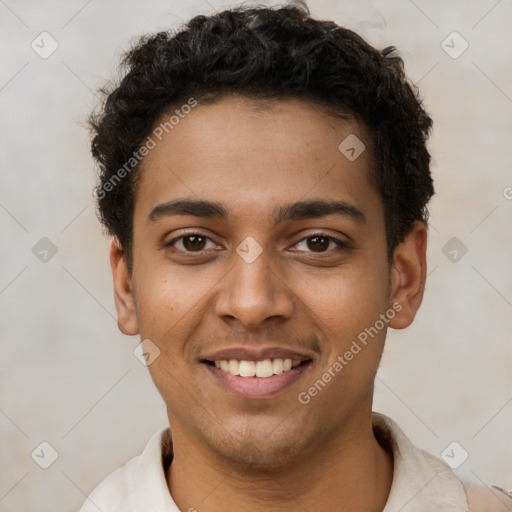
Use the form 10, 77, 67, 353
79, 413, 469, 511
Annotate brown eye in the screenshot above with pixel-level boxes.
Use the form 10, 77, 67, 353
182, 235, 207, 251
307, 235, 330, 252
292, 233, 349, 254
165, 232, 221, 256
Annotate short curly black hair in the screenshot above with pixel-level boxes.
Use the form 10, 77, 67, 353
90, 2, 433, 270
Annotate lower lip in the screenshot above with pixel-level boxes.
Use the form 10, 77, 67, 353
203, 361, 312, 398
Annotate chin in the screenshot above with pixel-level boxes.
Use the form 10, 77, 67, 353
205, 423, 313, 472
219, 440, 304, 472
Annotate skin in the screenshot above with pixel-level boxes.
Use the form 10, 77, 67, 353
110, 95, 427, 511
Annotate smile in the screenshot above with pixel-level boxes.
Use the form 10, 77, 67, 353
202, 358, 313, 398
208, 358, 304, 378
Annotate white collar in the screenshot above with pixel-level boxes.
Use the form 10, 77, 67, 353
81, 412, 469, 511
373, 413, 469, 511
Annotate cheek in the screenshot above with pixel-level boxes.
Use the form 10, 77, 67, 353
132, 264, 214, 347
295, 268, 389, 408
133, 269, 212, 404
298, 263, 388, 331
295, 261, 390, 396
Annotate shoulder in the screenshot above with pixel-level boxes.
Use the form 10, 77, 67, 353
373, 413, 469, 512
79, 427, 173, 512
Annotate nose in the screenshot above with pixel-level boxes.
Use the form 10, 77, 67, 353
214, 249, 295, 330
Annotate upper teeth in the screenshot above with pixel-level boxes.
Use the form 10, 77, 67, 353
214, 359, 302, 378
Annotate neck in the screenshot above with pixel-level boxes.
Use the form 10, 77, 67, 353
166, 412, 393, 512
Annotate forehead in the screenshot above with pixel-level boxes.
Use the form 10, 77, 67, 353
133, 95, 381, 225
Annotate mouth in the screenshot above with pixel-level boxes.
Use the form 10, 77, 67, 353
203, 358, 311, 377
201, 357, 313, 398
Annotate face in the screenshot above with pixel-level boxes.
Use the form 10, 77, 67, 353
111, 95, 426, 470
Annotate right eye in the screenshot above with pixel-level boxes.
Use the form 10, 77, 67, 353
166, 232, 220, 253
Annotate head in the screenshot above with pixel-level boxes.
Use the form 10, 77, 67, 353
90, 4, 433, 469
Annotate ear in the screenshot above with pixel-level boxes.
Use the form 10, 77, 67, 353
388, 221, 428, 330
110, 238, 139, 335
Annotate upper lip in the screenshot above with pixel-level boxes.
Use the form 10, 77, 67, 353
202, 347, 314, 362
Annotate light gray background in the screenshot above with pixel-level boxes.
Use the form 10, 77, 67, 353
1, 1, 511, 511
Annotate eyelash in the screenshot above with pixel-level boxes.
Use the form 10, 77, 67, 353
166, 231, 351, 255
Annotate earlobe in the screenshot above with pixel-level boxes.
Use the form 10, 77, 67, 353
388, 222, 428, 330
110, 238, 139, 335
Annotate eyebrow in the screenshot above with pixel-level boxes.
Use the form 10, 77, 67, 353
148, 198, 366, 226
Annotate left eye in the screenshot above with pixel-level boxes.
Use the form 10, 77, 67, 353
293, 234, 345, 253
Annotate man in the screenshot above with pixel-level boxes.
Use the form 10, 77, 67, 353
82, 2, 470, 511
